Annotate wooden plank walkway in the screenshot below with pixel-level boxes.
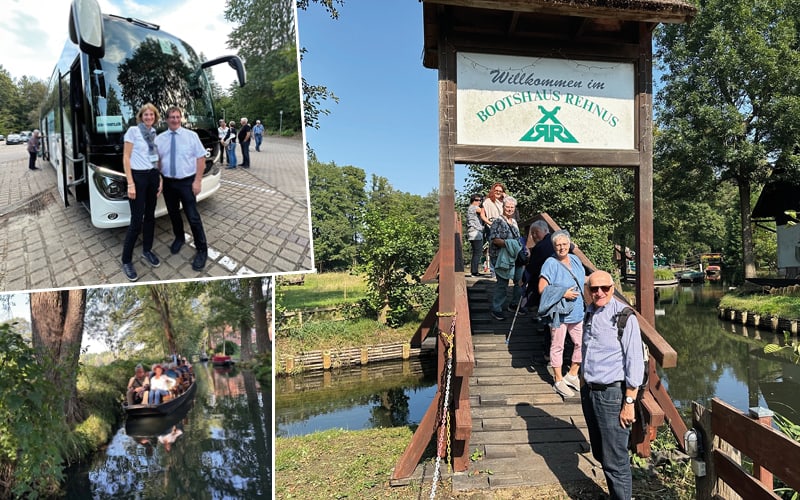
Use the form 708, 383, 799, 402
451, 276, 608, 493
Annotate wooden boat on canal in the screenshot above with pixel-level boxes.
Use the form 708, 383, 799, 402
122, 379, 197, 418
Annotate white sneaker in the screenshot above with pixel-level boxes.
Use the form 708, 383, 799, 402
563, 373, 580, 391
553, 379, 575, 398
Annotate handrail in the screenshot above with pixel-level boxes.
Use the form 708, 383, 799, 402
693, 398, 800, 499
393, 211, 687, 481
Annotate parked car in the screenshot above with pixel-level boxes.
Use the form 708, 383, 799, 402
0, 134, 5, 142
19, 131, 30, 143
6, 133, 22, 145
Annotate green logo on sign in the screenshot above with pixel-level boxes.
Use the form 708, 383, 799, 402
520, 106, 578, 143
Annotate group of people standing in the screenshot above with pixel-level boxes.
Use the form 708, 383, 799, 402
121, 103, 210, 282
465, 184, 646, 499
218, 117, 265, 169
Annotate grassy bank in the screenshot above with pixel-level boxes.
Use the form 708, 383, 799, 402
276, 426, 695, 499
719, 293, 800, 320
279, 271, 367, 310
276, 317, 419, 355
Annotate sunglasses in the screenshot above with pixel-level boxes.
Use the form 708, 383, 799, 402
589, 285, 613, 293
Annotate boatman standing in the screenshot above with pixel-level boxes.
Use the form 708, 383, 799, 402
155, 106, 209, 271
581, 270, 645, 500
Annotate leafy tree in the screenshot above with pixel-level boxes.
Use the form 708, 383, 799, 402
362, 210, 436, 326
16, 76, 47, 129
225, 0, 302, 132
0, 323, 66, 498
361, 181, 438, 326
0, 66, 17, 134
465, 165, 626, 271
655, 0, 800, 279
308, 160, 368, 271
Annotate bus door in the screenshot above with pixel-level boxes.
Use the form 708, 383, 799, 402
57, 60, 86, 207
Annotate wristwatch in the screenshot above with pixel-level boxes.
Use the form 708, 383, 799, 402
624, 396, 635, 405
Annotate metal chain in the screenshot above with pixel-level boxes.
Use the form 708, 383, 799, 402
430, 316, 456, 500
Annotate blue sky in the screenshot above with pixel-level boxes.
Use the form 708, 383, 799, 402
298, 1, 472, 196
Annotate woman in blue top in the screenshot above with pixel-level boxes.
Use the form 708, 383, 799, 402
538, 230, 586, 398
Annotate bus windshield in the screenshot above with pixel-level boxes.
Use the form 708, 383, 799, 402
89, 15, 215, 135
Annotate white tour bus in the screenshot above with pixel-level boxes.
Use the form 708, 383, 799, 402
40, 0, 245, 228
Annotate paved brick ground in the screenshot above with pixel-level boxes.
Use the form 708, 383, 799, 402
0, 134, 313, 292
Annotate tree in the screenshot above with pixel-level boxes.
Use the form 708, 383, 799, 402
29, 290, 86, 426
655, 0, 800, 279
225, 0, 302, 132
465, 165, 627, 271
251, 277, 271, 354
361, 180, 439, 326
308, 160, 367, 270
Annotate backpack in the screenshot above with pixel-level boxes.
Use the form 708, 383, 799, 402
612, 306, 649, 393
613, 306, 650, 434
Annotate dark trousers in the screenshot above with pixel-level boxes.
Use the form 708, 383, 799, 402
162, 175, 207, 252
240, 140, 251, 166
28, 151, 37, 169
469, 238, 482, 274
122, 169, 160, 264
581, 384, 632, 500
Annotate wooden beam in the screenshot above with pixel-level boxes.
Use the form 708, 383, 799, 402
421, 249, 440, 284
452, 144, 640, 166
713, 451, 779, 500
421, 0, 696, 24
391, 391, 440, 480
634, 23, 655, 325
410, 297, 439, 347
712, 398, 800, 492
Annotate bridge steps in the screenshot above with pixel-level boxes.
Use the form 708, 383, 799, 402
452, 276, 608, 492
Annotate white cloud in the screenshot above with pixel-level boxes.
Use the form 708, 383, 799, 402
1, 0, 240, 86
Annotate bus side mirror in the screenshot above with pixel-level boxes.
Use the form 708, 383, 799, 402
70, 0, 105, 58
201, 55, 247, 88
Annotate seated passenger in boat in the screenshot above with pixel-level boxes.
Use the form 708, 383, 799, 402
148, 364, 176, 405
126, 364, 150, 406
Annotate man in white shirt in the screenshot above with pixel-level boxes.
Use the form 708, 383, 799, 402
155, 107, 209, 271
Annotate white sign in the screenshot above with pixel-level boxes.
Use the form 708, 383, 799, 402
96, 115, 124, 134
777, 224, 800, 268
456, 52, 635, 149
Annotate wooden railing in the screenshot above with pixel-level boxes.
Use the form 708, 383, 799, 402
532, 213, 687, 455
392, 212, 473, 480
392, 211, 686, 480
693, 398, 800, 499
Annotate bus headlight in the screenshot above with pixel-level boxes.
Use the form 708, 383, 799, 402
92, 167, 128, 200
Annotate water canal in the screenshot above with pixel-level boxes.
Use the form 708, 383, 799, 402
276, 282, 800, 436
65, 363, 271, 499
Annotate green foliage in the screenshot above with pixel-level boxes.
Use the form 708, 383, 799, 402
465, 165, 624, 271
361, 208, 437, 326
223, 1, 302, 133
654, 269, 677, 280
655, 0, 800, 277
0, 323, 67, 497
307, 160, 368, 271
215, 340, 239, 355
719, 294, 800, 320
253, 351, 272, 384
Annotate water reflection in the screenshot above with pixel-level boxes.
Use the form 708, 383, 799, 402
276, 356, 437, 437
65, 364, 271, 499
654, 283, 800, 423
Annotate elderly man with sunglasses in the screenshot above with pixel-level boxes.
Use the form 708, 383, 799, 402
581, 270, 645, 500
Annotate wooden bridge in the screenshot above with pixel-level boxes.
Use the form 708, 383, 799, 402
391, 212, 686, 494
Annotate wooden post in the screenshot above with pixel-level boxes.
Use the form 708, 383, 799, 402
285, 356, 294, 373
322, 350, 331, 370
693, 402, 741, 500
749, 407, 774, 490
635, 23, 656, 325
360, 347, 369, 365
402, 343, 410, 360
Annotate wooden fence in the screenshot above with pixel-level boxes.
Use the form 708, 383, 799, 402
718, 307, 799, 334
693, 398, 800, 499
277, 342, 428, 374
